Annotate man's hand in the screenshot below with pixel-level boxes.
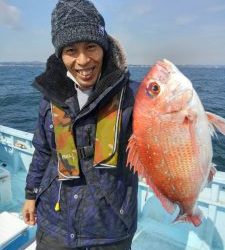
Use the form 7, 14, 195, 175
22, 199, 37, 225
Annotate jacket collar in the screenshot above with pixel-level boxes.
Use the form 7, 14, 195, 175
33, 36, 129, 108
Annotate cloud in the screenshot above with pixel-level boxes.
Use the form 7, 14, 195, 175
0, 0, 21, 29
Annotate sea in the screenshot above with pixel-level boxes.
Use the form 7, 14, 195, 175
0, 62, 225, 171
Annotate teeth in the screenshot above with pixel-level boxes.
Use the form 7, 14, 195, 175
77, 68, 94, 76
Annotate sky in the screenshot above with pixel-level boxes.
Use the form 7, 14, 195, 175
0, 0, 225, 65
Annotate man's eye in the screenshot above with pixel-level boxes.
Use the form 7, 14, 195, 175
87, 44, 97, 50
66, 48, 74, 53
64, 47, 76, 54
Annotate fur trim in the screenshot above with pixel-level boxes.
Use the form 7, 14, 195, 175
108, 35, 127, 72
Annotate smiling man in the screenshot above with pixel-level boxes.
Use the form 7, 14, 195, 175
62, 42, 104, 89
23, 0, 139, 249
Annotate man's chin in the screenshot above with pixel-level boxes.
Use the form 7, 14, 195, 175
76, 81, 96, 90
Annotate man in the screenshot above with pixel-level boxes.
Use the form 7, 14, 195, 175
23, 0, 139, 249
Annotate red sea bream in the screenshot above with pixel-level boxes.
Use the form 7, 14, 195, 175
127, 59, 225, 226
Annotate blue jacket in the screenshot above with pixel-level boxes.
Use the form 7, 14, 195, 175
25, 37, 139, 248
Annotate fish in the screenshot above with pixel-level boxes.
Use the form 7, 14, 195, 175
127, 59, 225, 226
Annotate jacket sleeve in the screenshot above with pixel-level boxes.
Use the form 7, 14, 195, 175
25, 98, 52, 199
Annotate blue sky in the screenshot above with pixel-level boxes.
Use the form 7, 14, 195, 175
0, 0, 225, 65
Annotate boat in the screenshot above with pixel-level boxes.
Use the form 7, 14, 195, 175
0, 125, 225, 250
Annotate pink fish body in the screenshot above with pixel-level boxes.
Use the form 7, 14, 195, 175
127, 59, 225, 226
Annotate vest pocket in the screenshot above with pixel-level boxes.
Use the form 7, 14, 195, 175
77, 188, 128, 239
36, 176, 67, 233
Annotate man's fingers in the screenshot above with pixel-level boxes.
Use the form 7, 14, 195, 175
22, 199, 37, 225
23, 211, 31, 223
29, 211, 36, 225
23, 209, 36, 225
23, 212, 29, 223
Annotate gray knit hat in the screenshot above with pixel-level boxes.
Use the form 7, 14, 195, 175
51, 0, 109, 57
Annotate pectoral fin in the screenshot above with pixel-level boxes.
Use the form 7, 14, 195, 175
206, 112, 225, 135
208, 163, 217, 183
126, 134, 146, 176
127, 134, 176, 214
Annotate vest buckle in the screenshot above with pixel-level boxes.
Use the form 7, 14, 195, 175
77, 145, 94, 160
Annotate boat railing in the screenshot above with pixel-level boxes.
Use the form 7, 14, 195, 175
0, 125, 34, 172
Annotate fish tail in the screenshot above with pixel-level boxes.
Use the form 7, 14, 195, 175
173, 208, 203, 227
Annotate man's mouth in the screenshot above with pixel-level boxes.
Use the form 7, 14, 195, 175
75, 67, 95, 77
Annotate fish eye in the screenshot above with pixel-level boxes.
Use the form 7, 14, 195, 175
146, 82, 161, 97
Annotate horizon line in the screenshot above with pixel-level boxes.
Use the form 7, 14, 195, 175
1, 61, 225, 67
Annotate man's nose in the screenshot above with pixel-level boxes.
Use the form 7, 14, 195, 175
76, 52, 90, 65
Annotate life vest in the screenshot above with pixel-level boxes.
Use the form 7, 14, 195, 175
51, 87, 125, 180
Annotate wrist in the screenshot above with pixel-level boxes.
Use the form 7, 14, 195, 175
25, 187, 39, 200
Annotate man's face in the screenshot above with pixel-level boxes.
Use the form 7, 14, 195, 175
62, 42, 104, 90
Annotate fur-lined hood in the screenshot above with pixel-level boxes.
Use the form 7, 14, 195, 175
33, 36, 129, 108
106, 35, 127, 72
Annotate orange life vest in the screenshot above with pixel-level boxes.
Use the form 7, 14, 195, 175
51, 87, 125, 180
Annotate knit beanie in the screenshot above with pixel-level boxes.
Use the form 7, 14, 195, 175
51, 0, 109, 57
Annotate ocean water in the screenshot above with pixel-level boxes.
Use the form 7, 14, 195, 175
0, 63, 225, 171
